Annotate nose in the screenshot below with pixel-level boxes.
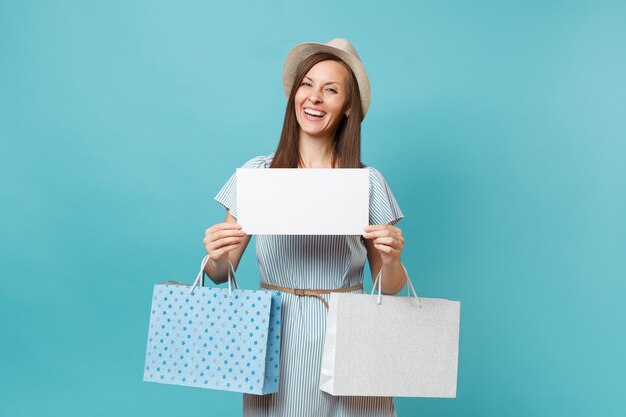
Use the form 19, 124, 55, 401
308, 91, 322, 104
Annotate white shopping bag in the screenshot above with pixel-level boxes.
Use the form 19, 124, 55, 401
319, 269, 460, 397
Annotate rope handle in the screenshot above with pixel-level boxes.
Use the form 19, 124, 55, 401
370, 263, 422, 307
189, 254, 239, 295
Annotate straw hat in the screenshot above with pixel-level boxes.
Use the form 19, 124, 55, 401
282, 38, 371, 117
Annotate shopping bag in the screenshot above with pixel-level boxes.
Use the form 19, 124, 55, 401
143, 255, 282, 395
319, 267, 460, 397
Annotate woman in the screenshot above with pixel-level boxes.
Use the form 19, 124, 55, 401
203, 39, 407, 417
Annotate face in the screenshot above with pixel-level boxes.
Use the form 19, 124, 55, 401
294, 60, 351, 141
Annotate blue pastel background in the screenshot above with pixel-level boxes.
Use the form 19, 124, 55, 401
1, 1, 624, 416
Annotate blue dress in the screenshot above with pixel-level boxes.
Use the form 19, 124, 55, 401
215, 154, 404, 417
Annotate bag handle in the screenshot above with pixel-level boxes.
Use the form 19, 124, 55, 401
190, 254, 239, 295
370, 263, 422, 307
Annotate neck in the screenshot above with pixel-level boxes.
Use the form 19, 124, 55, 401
298, 132, 335, 168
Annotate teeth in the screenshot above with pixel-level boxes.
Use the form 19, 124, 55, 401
304, 109, 326, 117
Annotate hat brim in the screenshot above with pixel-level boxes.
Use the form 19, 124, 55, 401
283, 42, 370, 118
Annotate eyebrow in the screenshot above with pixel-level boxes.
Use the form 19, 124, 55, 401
303, 76, 342, 86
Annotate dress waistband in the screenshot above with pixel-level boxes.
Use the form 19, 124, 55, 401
260, 282, 363, 309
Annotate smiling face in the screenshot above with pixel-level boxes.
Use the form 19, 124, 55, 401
294, 60, 351, 142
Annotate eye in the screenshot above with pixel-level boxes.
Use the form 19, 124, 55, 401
301, 81, 312, 87
325, 87, 338, 94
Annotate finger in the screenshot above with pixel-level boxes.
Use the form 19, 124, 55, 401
204, 231, 243, 247
207, 237, 242, 251
209, 241, 243, 259
373, 236, 399, 247
376, 234, 404, 246
206, 224, 242, 239
208, 228, 246, 242
373, 241, 403, 255
364, 224, 387, 232
365, 224, 401, 233
210, 236, 245, 249
206, 222, 242, 234
363, 229, 402, 240
373, 243, 398, 255
373, 246, 402, 261
363, 230, 391, 239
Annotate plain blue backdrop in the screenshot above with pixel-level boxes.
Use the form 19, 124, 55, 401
1, 1, 625, 416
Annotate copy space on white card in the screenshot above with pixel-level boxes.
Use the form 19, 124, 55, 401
236, 168, 369, 235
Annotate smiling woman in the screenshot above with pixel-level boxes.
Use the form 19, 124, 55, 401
202, 38, 406, 417
273, 50, 364, 169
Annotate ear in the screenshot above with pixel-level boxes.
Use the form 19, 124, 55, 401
345, 107, 350, 118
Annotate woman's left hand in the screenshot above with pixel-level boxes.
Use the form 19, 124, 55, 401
363, 224, 405, 265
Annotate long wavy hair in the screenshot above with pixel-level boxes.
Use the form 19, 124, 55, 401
271, 52, 364, 168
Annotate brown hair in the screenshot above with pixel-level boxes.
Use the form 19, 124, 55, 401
271, 52, 364, 168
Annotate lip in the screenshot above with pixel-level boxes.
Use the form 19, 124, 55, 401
302, 107, 327, 122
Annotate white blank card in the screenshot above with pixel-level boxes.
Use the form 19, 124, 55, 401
236, 168, 369, 235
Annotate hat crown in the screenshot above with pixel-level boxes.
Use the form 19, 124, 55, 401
325, 38, 361, 61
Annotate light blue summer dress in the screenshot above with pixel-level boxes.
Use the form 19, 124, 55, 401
215, 154, 404, 417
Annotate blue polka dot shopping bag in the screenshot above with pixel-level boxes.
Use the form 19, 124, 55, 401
143, 255, 282, 395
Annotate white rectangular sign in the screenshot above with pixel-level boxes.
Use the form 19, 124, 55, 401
236, 168, 369, 235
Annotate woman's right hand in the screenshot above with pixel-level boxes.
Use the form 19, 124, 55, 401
203, 222, 247, 264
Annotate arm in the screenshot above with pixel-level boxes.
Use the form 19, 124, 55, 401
203, 211, 251, 284
363, 224, 407, 294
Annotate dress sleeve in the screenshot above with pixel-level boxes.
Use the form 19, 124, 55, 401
368, 167, 404, 225
214, 155, 269, 218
